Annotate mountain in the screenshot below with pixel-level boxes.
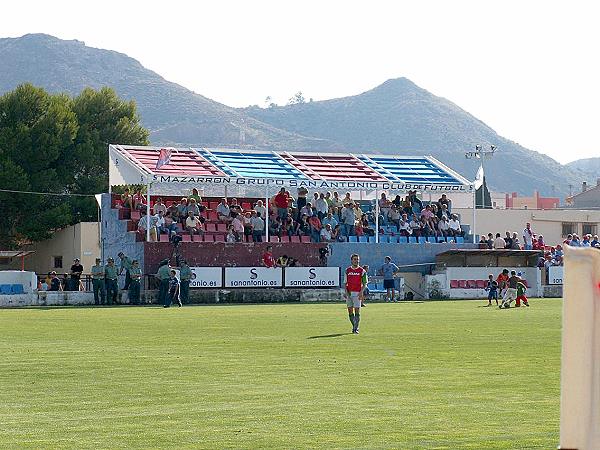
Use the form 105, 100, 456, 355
0, 34, 337, 151
244, 78, 579, 197
0, 34, 582, 197
566, 158, 600, 182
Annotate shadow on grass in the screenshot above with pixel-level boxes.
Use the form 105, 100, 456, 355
307, 333, 352, 339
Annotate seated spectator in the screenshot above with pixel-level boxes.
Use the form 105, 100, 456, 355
320, 223, 333, 242
581, 234, 591, 247
321, 212, 338, 229
570, 234, 581, 246
48, 271, 62, 291
153, 197, 167, 215
185, 211, 204, 238
409, 214, 422, 237
276, 254, 290, 268
230, 198, 243, 214
282, 214, 295, 237
254, 200, 267, 220
392, 194, 402, 208
187, 198, 201, 218
437, 203, 450, 220
295, 215, 310, 237
554, 244, 564, 258
120, 188, 134, 209
177, 198, 189, 224
133, 189, 146, 211
300, 202, 313, 218
448, 214, 463, 237
402, 196, 413, 216
398, 214, 411, 236
250, 211, 265, 242
217, 198, 231, 222
226, 225, 237, 243
533, 234, 545, 250
420, 204, 434, 221
362, 215, 375, 236
354, 220, 364, 237
437, 216, 449, 237
388, 205, 401, 228
493, 233, 506, 249
332, 224, 344, 242
161, 211, 178, 238
167, 203, 180, 223
420, 216, 433, 237
269, 215, 282, 237
591, 235, 600, 248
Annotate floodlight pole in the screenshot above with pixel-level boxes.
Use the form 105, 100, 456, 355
465, 145, 497, 241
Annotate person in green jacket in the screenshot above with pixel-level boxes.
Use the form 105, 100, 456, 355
179, 260, 192, 304
91, 258, 106, 305
104, 258, 119, 305
156, 259, 171, 306
128, 260, 143, 305
118, 252, 133, 290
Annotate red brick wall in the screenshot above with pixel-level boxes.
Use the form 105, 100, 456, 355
143, 242, 326, 273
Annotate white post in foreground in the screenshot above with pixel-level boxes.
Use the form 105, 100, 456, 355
146, 181, 151, 242
264, 186, 269, 243
374, 189, 379, 244
560, 246, 600, 450
472, 187, 476, 241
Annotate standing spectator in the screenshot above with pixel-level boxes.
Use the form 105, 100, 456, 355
250, 211, 265, 242
253, 200, 267, 220
70, 258, 83, 291
274, 188, 291, 219
153, 198, 167, 215
105, 258, 119, 305
177, 198, 189, 224
523, 222, 534, 250
511, 232, 521, 249
188, 188, 202, 204
341, 203, 356, 237
485, 233, 494, 249
118, 252, 133, 290
331, 192, 343, 218
315, 193, 328, 221
378, 193, 392, 225
379, 256, 400, 302
48, 271, 62, 291
493, 233, 506, 249
308, 214, 322, 242
230, 198, 243, 215
132, 189, 146, 211
185, 211, 204, 238
154, 210, 165, 237
262, 246, 275, 268
231, 212, 244, 241
179, 260, 192, 304
164, 270, 182, 308
120, 188, 133, 210
296, 186, 309, 220
156, 260, 171, 306
128, 260, 142, 305
437, 194, 451, 213
504, 231, 513, 249
242, 211, 253, 242
91, 258, 105, 305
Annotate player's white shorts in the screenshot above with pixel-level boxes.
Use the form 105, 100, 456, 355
503, 288, 517, 303
346, 291, 361, 308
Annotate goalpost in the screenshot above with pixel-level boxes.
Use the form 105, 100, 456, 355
560, 246, 600, 450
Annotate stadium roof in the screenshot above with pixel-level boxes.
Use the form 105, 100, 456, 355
109, 145, 473, 196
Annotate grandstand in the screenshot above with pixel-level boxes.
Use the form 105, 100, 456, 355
104, 145, 477, 287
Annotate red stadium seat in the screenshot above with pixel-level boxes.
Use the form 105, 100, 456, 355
300, 236, 311, 243
114, 199, 123, 208
209, 202, 220, 209
476, 280, 487, 289
269, 236, 280, 243
466, 280, 477, 289
214, 234, 225, 242
208, 211, 218, 221
181, 234, 192, 242
205, 223, 216, 233
201, 202, 209, 209
217, 223, 227, 233
242, 202, 252, 210
290, 236, 300, 243
203, 234, 215, 242
450, 280, 460, 289
159, 233, 170, 242
458, 280, 467, 288
130, 211, 141, 221
280, 236, 290, 243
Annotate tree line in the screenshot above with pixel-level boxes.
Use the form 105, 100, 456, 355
0, 84, 149, 248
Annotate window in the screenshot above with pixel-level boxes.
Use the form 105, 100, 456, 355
53, 256, 63, 269
582, 223, 597, 236
562, 223, 576, 237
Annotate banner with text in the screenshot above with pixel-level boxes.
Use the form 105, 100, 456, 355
225, 267, 283, 288
548, 266, 564, 285
284, 267, 340, 288
190, 267, 223, 288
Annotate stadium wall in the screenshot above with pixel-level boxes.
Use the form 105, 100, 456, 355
101, 193, 145, 266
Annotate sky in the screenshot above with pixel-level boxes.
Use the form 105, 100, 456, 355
2, 0, 599, 164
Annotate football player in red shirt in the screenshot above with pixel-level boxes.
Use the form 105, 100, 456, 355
345, 254, 366, 334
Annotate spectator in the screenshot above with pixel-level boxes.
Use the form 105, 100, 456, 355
320, 223, 333, 242
132, 189, 146, 211
315, 193, 328, 220
242, 211, 253, 242
274, 188, 291, 219
388, 205, 401, 228
511, 232, 521, 249
591, 235, 600, 248
296, 186, 309, 219
153, 197, 167, 215
276, 254, 290, 268
120, 188, 133, 209
48, 271, 62, 291
398, 214, 411, 236
188, 187, 202, 204
340, 203, 356, 237
161, 212, 178, 238
226, 225, 237, 243
437, 216, 449, 237
570, 234, 581, 246
254, 200, 267, 220
409, 214, 422, 237
187, 198, 201, 218
300, 202, 313, 218
504, 231, 513, 249
185, 211, 203, 238
295, 214, 310, 237
154, 210, 165, 236
392, 194, 402, 208
581, 234, 592, 247
231, 212, 244, 241
167, 202, 180, 223
362, 215, 375, 236
216, 198, 231, 222
262, 245, 275, 268
250, 211, 265, 242
177, 198, 189, 224
332, 224, 344, 242
378, 193, 392, 225
486, 233, 494, 249
40, 279, 48, 291
331, 191, 343, 217
437, 193, 451, 213
479, 236, 488, 246
533, 234, 545, 250
523, 222, 534, 250
448, 214, 463, 237
321, 212, 338, 230
230, 198, 242, 214
138, 211, 157, 241
493, 233, 506, 249
308, 214, 322, 242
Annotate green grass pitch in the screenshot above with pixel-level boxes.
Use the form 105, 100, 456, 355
0, 299, 561, 449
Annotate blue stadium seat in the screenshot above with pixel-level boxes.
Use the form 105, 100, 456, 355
438, 236, 447, 243
418, 236, 427, 244
408, 236, 417, 244
0, 284, 11, 295
358, 236, 368, 243
379, 235, 389, 243
396, 236, 407, 243
426, 236, 437, 243
368, 236, 377, 243
456, 236, 465, 244
10, 284, 24, 294
348, 236, 358, 243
